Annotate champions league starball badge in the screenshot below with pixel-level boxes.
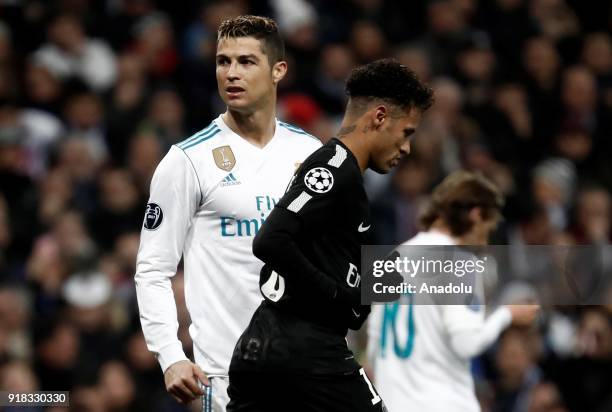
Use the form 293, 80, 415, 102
304, 167, 334, 193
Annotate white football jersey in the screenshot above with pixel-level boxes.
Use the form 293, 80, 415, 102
368, 231, 510, 412
135, 115, 321, 376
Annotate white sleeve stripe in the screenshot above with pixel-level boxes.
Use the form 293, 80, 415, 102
287, 191, 312, 213
328, 144, 347, 168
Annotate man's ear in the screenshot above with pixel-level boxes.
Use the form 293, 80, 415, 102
272, 61, 287, 84
372, 105, 388, 129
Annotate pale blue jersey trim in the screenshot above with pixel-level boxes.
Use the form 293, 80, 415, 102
181, 127, 221, 150
279, 121, 319, 141
177, 122, 217, 149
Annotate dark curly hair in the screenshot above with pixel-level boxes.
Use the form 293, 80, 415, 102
217, 15, 285, 65
346, 58, 434, 112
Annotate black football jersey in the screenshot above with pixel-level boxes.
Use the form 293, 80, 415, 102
258, 138, 371, 329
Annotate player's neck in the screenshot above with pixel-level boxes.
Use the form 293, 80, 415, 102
223, 107, 276, 148
337, 121, 369, 174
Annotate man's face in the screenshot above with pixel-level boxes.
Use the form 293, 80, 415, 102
216, 37, 284, 113
369, 107, 422, 174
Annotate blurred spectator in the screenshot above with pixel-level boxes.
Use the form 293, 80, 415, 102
0, 194, 10, 271
55, 137, 103, 213
0, 98, 64, 179
394, 45, 432, 84
550, 308, 612, 412
278, 93, 329, 137
350, 20, 387, 64
88, 168, 142, 251
110, 232, 140, 302
126, 131, 163, 192
412, 77, 469, 176
527, 382, 568, 412
272, 0, 320, 88
532, 158, 576, 231
183, 1, 245, 62
0, 21, 19, 100
0, 360, 41, 412
308, 43, 354, 117
98, 360, 141, 411
581, 32, 612, 79
37, 168, 72, 227
139, 87, 186, 147
528, 0, 580, 42
477, 0, 536, 74
505, 201, 556, 280
129, 12, 178, 79
560, 66, 598, 135
62, 270, 126, 381
70, 385, 106, 412
106, 51, 149, 161
0, 359, 39, 391
570, 186, 611, 244
0, 123, 38, 268
123, 329, 165, 410
0, 287, 31, 360
33, 317, 80, 390
494, 328, 542, 412
575, 308, 612, 359
418, 0, 471, 75
370, 156, 431, 244
553, 122, 594, 173
27, 210, 97, 303
522, 36, 562, 147
105, 0, 156, 50
33, 13, 117, 91
23, 62, 65, 116
63, 91, 108, 161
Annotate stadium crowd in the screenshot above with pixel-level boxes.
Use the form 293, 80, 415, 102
0, 0, 611, 411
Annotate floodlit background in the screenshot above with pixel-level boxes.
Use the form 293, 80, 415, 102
0, 0, 611, 411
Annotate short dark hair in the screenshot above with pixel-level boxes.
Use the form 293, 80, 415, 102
345, 58, 434, 113
419, 171, 504, 236
217, 15, 285, 65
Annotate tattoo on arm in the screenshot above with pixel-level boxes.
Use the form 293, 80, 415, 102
338, 125, 356, 137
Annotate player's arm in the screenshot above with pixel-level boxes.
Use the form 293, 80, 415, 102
253, 161, 359, 307
365, 306, 383, 372
134, 146, 206, 403
442, 305, 512, 359
443, 304, 539, 359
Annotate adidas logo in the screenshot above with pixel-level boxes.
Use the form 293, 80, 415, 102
220, 172, 241, 187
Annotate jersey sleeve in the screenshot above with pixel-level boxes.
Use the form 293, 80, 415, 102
134, 145, 200, 372
442, 305, 512, 359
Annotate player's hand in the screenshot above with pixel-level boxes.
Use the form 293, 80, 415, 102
164, 360, 208, 404
507, 305, 540, 327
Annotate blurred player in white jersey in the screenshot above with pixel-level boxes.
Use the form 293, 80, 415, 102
134, 15, 320, 411
367, 171, 539, 412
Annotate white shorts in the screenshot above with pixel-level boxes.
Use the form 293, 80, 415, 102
201, 375, 229, 412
